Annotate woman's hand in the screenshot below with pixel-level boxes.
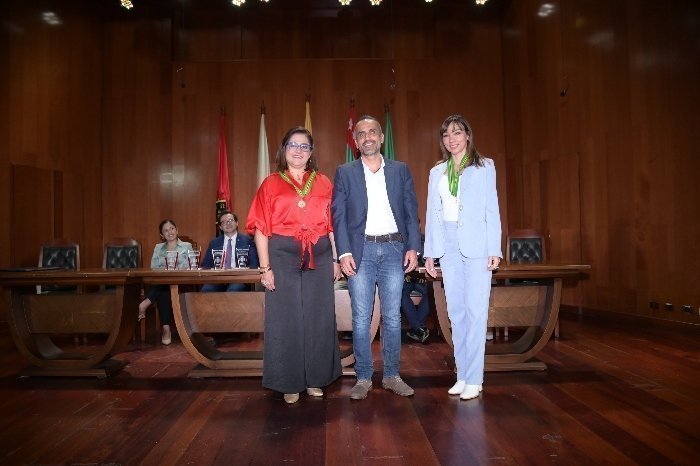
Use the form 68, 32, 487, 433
260, 269, 275, 291
425, 257, 438, 278
333, 262, 342, 281
487, 256, 501, 271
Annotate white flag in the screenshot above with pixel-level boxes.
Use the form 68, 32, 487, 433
257, 112, 270, 186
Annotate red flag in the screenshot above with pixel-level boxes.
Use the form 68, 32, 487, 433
217, 112, 231, 211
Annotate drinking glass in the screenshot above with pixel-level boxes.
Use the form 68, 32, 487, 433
187, 250, 200, 270
165, 251, 179, 270
236, 248, 249, 268
212, 249, 225, 270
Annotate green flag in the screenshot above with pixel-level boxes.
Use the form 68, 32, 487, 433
346, 102, 357, 163
383, 106, 395, 160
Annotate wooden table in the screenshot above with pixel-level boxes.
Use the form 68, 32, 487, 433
140, 269, 380, 378
425, 263, 590, 371
0, 268, 380, 378
0, 269, 140, 377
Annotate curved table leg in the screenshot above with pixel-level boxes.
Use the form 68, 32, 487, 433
7, 284, 139, 377
171, 287, 265, 377
432, 278, 562, 371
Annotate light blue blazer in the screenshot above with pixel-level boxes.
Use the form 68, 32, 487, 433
150, 239, 193, 270
424, 158, 502, 259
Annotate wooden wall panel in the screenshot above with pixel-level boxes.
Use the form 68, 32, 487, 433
101, 18, 174, 259
5, 0, 697, 324
104, 2, 508, 260
11, 165, 54, 267
1, 0, 103, 276
0, 5, 10, 273
502, 0, 700, 322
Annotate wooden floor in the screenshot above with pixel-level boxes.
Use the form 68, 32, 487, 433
0, 311, 698, 466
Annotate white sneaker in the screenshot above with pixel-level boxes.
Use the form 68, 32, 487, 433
460, 384, 482, 400
448, 380, 466, 395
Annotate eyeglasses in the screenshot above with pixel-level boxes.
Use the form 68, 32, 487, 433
220, 219, 236, 225
286, 141, 312, 153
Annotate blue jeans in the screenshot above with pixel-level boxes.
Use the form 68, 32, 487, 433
348, 240, 405, 380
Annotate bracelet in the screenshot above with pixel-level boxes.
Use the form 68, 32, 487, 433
333, 258, 340, 264
258, 265, 271, 274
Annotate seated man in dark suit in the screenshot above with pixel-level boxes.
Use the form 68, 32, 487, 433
401, 235, 430, 343
201, 211, 259, 291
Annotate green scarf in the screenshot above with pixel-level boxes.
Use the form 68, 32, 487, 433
447, 154, 469, 197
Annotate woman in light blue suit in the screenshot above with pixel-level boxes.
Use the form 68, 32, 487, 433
424, 114, 502, 400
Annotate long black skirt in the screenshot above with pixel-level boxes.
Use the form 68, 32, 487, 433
262, 234, 341, 394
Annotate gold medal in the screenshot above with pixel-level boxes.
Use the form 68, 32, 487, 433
280, 170, 316, 211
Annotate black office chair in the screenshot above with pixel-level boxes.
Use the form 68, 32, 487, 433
38, 239, 80, 293
103, 237, 141, 269
507, 229, 545, 264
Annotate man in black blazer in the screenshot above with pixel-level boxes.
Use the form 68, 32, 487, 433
201, 211, 259, 291
332, 115, 421, 400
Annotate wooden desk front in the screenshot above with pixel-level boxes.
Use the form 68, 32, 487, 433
140, 269, 379, 378
0, 268, 380, 378
0, 269, 140, 377
425, 263, 590, 371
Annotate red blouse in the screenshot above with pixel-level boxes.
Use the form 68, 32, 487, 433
246, 171, 333, 268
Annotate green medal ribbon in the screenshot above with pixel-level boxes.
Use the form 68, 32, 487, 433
279, 170, 317, 199
447, 155, 469, 197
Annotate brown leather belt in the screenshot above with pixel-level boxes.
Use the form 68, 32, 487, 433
364, 233, 404, 243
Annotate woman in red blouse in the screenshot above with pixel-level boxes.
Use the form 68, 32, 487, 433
247, 126, 342, 404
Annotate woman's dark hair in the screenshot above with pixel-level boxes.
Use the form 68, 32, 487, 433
158, 219, 177, 242
275, 126, 318, 172
437, 114, 484, 168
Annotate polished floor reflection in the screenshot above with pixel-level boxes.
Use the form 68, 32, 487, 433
0, 311, 698, 465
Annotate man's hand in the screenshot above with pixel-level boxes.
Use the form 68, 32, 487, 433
403, 250, 418, 273
340, 255, 357, 276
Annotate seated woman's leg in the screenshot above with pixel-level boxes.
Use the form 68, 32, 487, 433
153, 285, 174, 344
